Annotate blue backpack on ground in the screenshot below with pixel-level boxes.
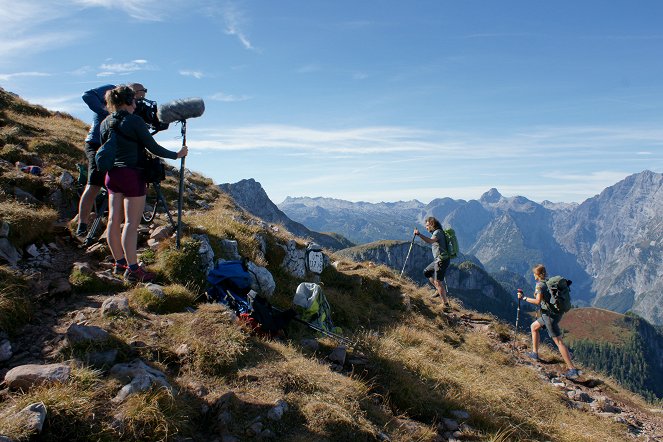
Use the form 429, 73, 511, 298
206, 259, 253, 314
206, 259, 294, 335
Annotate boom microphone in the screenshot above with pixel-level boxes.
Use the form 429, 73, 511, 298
157, 97, 205, 124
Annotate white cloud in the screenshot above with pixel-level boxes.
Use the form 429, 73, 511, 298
70, 0, 173, 21
97, 59, 155, 76
0, 71, 51, 82
180, 70, 205, 79
209, 92, 250, 102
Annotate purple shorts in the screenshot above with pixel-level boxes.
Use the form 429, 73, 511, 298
105, 167, 146, 197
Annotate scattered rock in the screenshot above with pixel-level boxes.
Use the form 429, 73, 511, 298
48, 278, 72, 297
219, 239, 241, 260
112, 374, 152, 404
73, 261, 95, 275
450, 410, 470, 420
66, 323, 110, 344
150, 225, 173, 241
328, 346, 347, 365
101, 295, 130, 317
145, 283, 165, 299
0, 237, 22, 266
267, 399, 288, 421
4, 363, 71, 390
299, 338, 318, 352
15, 402, 47, 433
0, 339, 13, 362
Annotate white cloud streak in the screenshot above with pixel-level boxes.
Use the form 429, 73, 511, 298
209, 92, 250, 102
0, 71, 51, 81
180, 70, 205, 79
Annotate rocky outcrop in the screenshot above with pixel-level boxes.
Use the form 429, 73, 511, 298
219, 179, 351, 251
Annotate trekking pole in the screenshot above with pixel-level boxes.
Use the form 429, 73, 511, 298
293, 316, 353, 345
399, 232, 417, 279
271, 306, 353, 345
514, 289, 522, 350
176, 120, 186, 249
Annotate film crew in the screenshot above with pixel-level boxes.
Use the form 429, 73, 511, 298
518, 264, 579, 379
75, 83, 115, 237
76, 82, 158, 238
414, 216, 452, 312
100, 85, 187, 282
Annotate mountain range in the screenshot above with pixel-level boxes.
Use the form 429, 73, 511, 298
278, 171, 663, 326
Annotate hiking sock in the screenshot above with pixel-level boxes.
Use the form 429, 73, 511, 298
116, 258, 127, 267
129, 263, 139, 272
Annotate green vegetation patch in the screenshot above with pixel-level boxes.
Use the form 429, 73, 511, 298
127, 284, 197, 314
157, 237, 207, 293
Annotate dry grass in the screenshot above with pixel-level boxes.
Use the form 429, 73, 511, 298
110, 386, 197, 441
0, 199, 57, 247
0, 266, 32, 334
155, 237, 208, 293
0, 367, 111, 441
362, 316, 628, 442
164, 303, 250, 376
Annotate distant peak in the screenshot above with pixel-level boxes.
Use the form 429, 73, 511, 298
480, 188, 502, 203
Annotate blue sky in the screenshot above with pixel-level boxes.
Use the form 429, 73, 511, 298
2, 0, 662, 204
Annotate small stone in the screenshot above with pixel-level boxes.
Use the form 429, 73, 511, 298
0, 339, 13, 362
328, 346, 347, 365
16, 402, 47, 433
450, 410, 470, 420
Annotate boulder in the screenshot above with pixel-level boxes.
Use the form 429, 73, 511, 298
66, 323, 110, 344
101, 295, 131, 317
15, 402, 47, 433
4, 363, 71, 390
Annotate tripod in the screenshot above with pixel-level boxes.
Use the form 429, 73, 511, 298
142, 181, 177, 230
81, 187, 108, 247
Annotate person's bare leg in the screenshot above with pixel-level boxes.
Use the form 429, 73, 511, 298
553, 337, 575, 369
77, 184, 101, 228
106, 193, 125, 260
121, 195, 146, 266
531, 321, 542, 355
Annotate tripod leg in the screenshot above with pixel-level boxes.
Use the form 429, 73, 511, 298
155, 184, 177, 230
83, 195, 108, 246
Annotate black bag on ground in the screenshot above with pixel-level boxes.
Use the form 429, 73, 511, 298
250, 295, 296, 336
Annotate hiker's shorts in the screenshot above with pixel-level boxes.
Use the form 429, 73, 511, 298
537, 313, 563, 338
105, 167, 146, 197
84, 141, 106, 187
423, 258, 450, 281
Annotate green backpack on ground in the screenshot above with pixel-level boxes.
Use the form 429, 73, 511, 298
544, 276, 573, 315
292, 282, 341, 335
442, 228, 459, 259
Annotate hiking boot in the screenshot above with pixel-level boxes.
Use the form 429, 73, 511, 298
564, 368, 580, 379
442, 303, 452, 313
124, 266, 155, 283
113, 263, 128, 276
526, 352, 540, 361
75, 223, 88, 237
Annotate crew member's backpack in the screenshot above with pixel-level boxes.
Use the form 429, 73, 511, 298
544, 276, 573, 315
440, 228, 459, 259
95, 114, 127, 173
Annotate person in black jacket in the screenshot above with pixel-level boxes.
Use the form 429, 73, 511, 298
100, 85, 187, 282
76, 83, 150, 237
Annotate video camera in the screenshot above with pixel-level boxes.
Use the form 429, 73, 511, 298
134, 98, 170, 133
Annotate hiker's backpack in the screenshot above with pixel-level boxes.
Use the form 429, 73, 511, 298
95, 114, 127, 173
206, 260, 253, 314
441, 228, 459, 259
544, 276, 573, 315
292, 282, 340, 334
207, 260, 294, 336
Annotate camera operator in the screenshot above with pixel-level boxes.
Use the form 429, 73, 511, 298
76, 82, 165, 238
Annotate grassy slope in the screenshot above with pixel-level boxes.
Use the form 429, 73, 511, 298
0, 90, 659, 441
560, 308, 633, 346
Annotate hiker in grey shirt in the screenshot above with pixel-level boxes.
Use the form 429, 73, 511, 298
414, 216, 451, 311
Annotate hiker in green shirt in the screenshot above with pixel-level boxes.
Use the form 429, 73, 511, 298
414, 216, 451, 312
519, 264, 579, 379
